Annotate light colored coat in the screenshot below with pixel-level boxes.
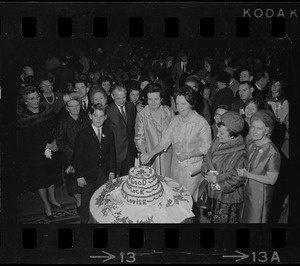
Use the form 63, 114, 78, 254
159, 111, 212, 200
135, 105, 174, 177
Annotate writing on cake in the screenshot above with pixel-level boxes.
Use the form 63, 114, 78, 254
121, 165, 165, 206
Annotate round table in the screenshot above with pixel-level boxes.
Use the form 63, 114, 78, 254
89, 175, 194, 223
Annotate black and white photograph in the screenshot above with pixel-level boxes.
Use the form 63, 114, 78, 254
0, 1, 299, 263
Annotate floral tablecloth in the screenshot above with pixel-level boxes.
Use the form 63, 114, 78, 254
89, 175, 194, 223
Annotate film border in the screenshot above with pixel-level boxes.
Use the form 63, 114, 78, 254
0, 1, 299, 264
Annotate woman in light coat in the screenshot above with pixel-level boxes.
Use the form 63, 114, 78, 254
135, 83, 174, 177
141, 85, 212, 200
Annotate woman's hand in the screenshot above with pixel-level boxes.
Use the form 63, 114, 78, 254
140, 152, 151, 164
108, 172, 115, 182
237, 168, 248, 177
204, 171, 217, 183
77, 177, 87, 187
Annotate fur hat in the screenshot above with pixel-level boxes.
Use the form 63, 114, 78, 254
217, 71, 232, 84
221, 111, 244, 133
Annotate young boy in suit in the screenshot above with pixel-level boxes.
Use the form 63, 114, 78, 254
73, 103, 116, 223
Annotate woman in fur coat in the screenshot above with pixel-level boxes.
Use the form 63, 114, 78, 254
199, 111, 247, 223
18, 85, 62, 220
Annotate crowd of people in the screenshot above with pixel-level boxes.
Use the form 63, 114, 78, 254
16, 41, 289, 224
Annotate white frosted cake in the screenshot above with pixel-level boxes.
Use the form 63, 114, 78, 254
121, 165, 164, 206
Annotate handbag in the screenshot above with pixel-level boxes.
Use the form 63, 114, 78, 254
187, 158, 203, 176
197, 180, 210, 211
198, 190, 210, 210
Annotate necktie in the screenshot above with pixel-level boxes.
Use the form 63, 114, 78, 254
82, 100, 86, 111
182, 63, 186, 73
121, 106, 126, 121
97, 128, 101, 143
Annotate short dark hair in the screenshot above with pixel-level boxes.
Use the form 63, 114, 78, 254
74, 79, 88, 88
127, 80, 140, 93
174, 85, 196, 109
39, 75, 54, 85
255, 70, 268, 82
185, 75, 200, 91
244, 97, 265, 111
101, 76, 112, 84
145, 82, 165, 105
89, 103, 107, 115
239, 68, 252, 77
19, 85, 41, 102
139, 75, 151, 84
239, 81, 252, 89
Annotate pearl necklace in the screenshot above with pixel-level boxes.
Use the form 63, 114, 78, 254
44, 92, 55, 105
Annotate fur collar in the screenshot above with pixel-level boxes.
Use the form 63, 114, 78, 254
211, 135, 246, 155
17, 104, 56, 128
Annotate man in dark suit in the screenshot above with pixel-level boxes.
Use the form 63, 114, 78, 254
232, 81, 253, 115
172, 52, 192, 90
152, 52, 166, 74
74, 80, 92, 115
106, 83, 137, 177
211, 71, 235, 113
253, 70, 269, 103
73, 104, 116, 223
52, 55, 73, 93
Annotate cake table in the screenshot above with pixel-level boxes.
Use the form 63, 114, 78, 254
89, 175, 194, 223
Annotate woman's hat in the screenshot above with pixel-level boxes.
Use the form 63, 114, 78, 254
221, 111, 244, 133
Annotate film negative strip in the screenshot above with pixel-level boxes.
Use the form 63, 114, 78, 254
0, 1, 299, 264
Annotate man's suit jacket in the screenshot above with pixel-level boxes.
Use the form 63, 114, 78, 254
106, 101, 137, 163
172, 61, 188, 81
52, 64, 73, 93
211, 87, 235, 113
252, 84, 270, 110
253, 84, 266, 102
79, 97, 92, 115
172, 61, 192, 89
232, 99, 247, 115
152, 61, 166, 73
73, 125, 116, 184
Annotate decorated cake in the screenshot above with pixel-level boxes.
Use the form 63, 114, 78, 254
121, 165, 164, 206
90, 165, 195, 223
